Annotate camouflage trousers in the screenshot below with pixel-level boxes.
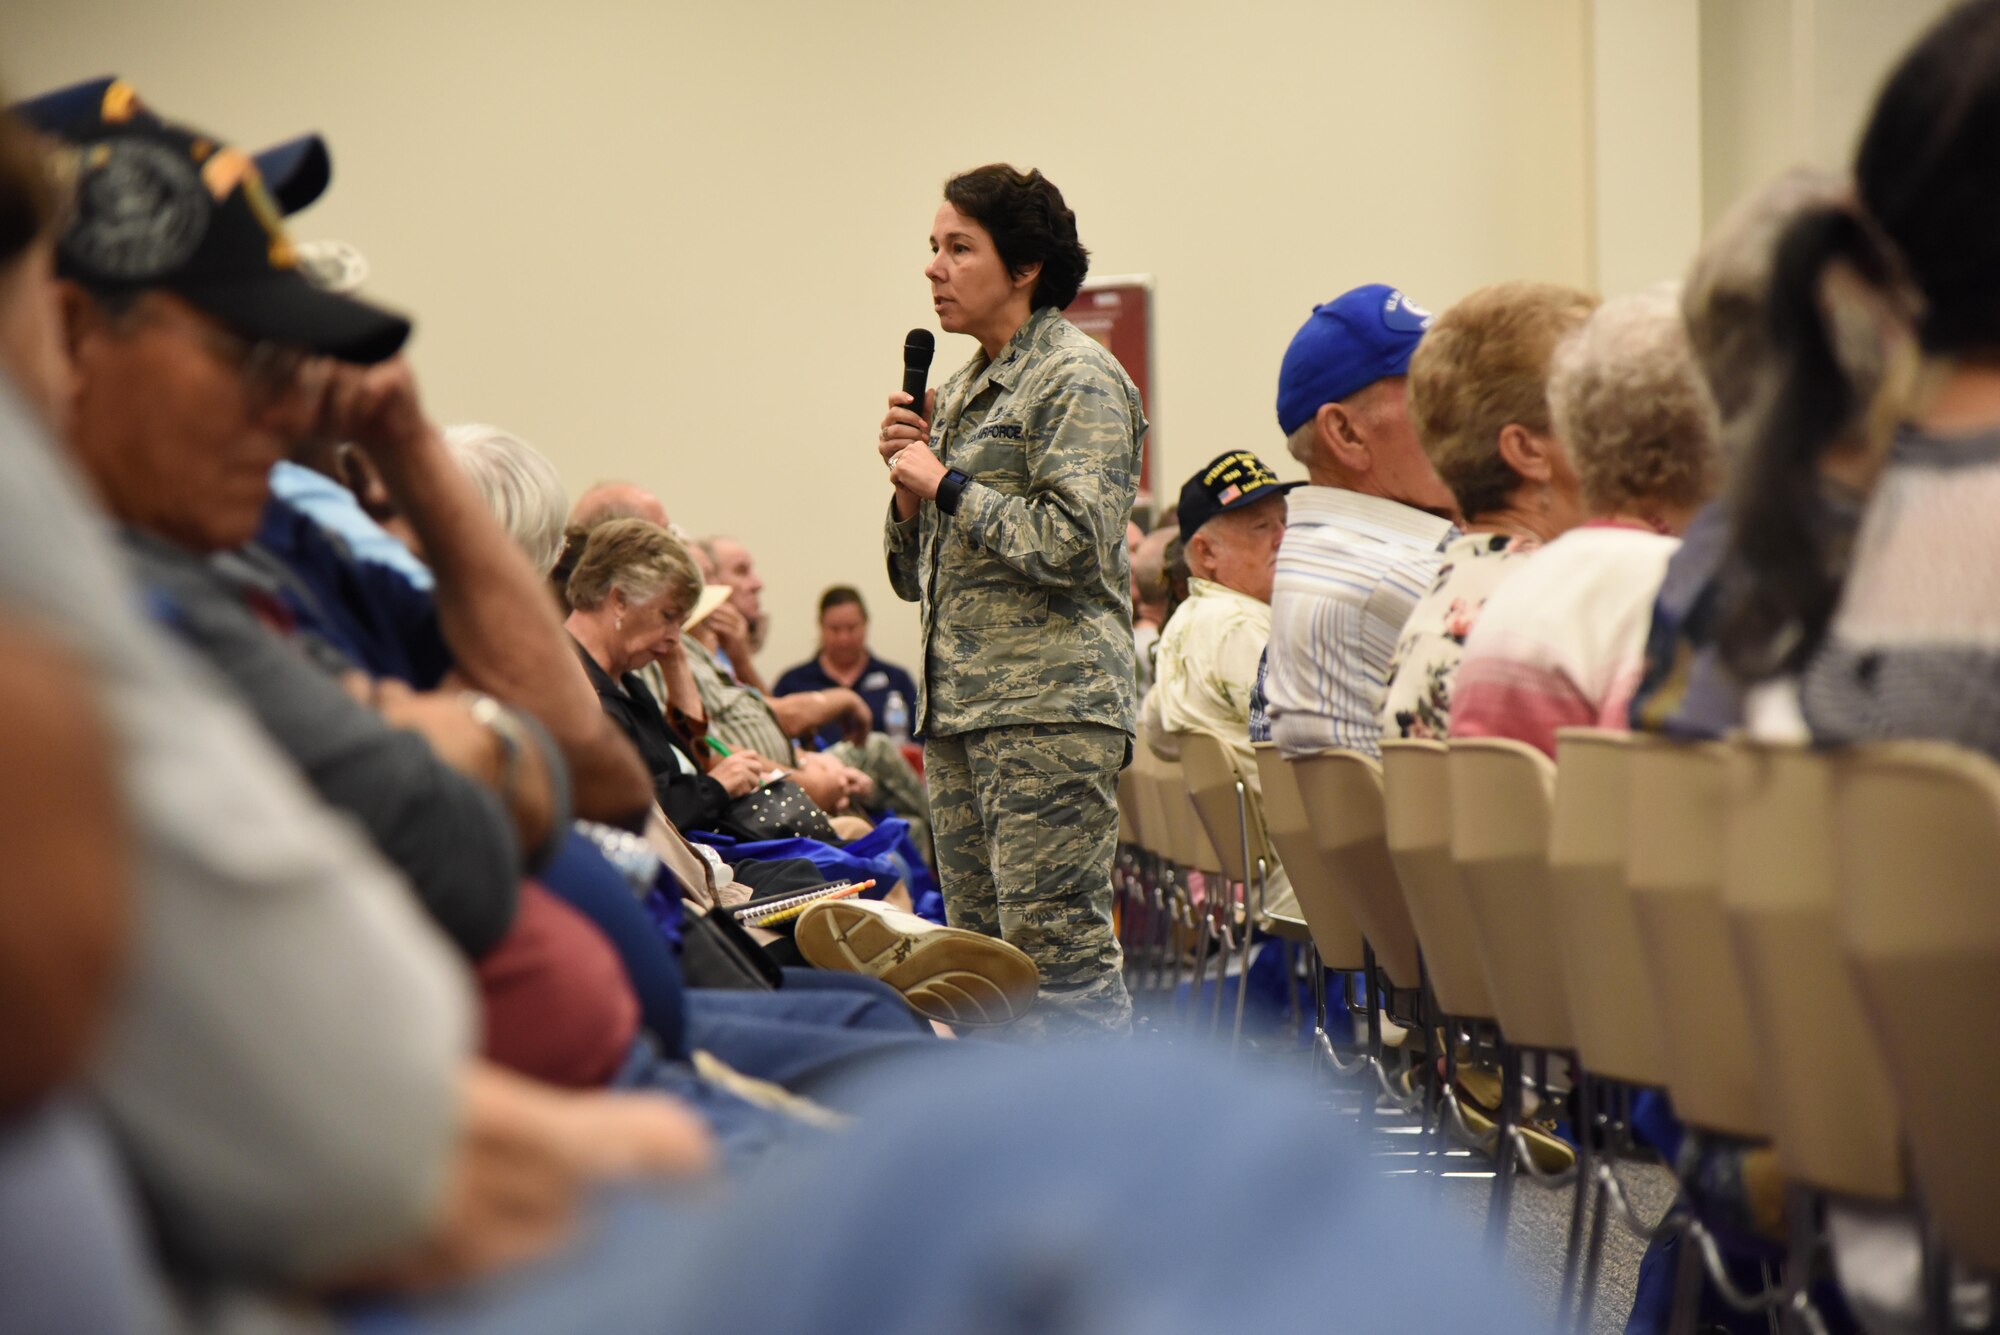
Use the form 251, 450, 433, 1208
924, 723, 1132, 1037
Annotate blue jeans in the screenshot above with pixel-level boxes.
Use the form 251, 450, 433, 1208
682, 970, 932, 1094
343, 1042, 1546, 1335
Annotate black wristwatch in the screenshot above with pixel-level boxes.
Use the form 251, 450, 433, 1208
935, 466, 971, 515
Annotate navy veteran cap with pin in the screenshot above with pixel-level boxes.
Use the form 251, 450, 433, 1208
1178, 450, 1301, 545
28, 79, 408, 363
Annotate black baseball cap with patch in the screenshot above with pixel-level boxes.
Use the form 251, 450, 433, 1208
1177, 450, 1300, 546
29, 80, 408, 364
13, 77, 332, 215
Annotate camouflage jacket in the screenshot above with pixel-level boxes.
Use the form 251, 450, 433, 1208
886, 306, 1146, 737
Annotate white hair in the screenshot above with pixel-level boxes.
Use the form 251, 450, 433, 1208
442, 423, 568, 577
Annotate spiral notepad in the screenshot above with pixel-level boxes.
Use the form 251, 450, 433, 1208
731, 879, 872, 929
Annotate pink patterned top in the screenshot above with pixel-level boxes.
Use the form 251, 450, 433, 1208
1448, 523, 1679, 757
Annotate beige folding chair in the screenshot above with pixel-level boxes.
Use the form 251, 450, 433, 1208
1254, 742, 1366, 971
1625, 735, 1766, 1141
1256, 742, 1368, 1078
1159, 753, 1228, 1020
1548, 729, 1670, 1088
1287, 749, 1423, 991
1835, 742, 2000, 1274
1130, 745, 1186, 999
1446, 738, 1574, 1053
1722, 740, 1902, 1203
1447, 737, 1588, 1266
1178, 731, 1271, 1044
1380, 738, 1497, 1022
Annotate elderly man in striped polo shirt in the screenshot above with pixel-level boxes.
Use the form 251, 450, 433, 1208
1252, 286, 1462, 759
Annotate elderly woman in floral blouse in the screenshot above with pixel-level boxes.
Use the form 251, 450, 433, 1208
1379, 282, 1599, 740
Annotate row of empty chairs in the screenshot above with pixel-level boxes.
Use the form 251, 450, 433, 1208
1115, 725, 2000, 1332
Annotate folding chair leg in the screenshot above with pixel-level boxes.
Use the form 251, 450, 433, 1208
1229, 870, 1261, 1050
1666, 1215, 1705, 1335
1185, 894, 1212, 1025
1208, 894, 1234, 1038
1574, 1159, 1613, 1334
1485, 1043, 1521, 1252
1285, 939, 1303, 1037
1149, 871, 1174, 995
1557, 1068, 1594, 1329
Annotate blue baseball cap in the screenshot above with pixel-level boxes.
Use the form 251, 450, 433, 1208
1275, 284, 1434, 434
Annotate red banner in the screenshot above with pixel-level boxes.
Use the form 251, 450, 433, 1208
1065, 276, 1155, 504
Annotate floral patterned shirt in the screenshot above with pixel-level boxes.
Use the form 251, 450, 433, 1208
1379, 532, 1540, 741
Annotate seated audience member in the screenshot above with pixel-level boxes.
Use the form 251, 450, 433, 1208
694, 532, 773, 686
1381, 282, 1598, 739
688, 535, 877, 751
776, 586, 921, 746
0, 613, 165, 1335
1719, 0, 2000, 760
1130, 524, 1174, 693
1627, 169, 1857, 739
1260, 284, 1460, 758
1451, 291, 1722, 755
570, 478, 670, 530
679, 538, 932, 840
565, 520, 783, 834
7, 85, 714, 1302
1142, 450, 1299, 918
444, 422, 569, 582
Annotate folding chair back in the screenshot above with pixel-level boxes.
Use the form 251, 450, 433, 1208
1289, 749, 1424, 988
1177, 732, 1266, 886
1722, 741, 1902, 1201
1254, 743, 1366, 969
1447, 738, 1574, 1051
1548, 729, 1668, 1086
1626, 736, 1764, 1138
1116, 762, 1142, 850
1380, 738, 1496, 1020
1836, 742, 2000, 1270
1160, 755, 1223, 878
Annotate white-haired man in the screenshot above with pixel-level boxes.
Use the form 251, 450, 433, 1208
1142, 450, 1299, 918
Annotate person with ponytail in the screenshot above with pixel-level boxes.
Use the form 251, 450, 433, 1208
1718, 0, 2000, 757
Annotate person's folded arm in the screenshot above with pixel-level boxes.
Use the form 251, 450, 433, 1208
768, 686, 871, 743
321, 359, 652, 825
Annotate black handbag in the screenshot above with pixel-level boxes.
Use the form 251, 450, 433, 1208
679, 907, 784, 990
715, 777, 841, 844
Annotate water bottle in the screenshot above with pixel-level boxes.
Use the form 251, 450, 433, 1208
884, 690, 910, 745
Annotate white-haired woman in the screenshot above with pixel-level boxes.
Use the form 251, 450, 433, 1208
1448, 291, 1722, 757
443, 423, 569, 579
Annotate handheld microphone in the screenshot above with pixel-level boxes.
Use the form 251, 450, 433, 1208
901, 328, 935, 422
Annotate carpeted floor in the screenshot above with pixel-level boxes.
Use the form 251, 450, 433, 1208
1322, 1056, 1680, 1335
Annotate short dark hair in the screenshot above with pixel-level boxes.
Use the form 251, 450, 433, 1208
818, 585, 866, 620
0, 103, 56, 271
944, 164, 1090, 310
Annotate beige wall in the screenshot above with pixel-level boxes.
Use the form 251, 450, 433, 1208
6, 0, 1941, 675
1699, 0, 1950, 231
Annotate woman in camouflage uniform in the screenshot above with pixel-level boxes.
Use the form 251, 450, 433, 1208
876, 164, 1145, 1036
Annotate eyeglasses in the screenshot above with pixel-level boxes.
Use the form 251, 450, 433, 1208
125, 297, 326, 413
